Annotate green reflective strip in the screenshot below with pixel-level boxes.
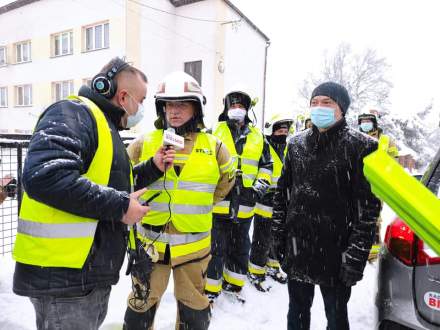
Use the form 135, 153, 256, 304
147, 181, 174, 190
223, 267, 246, 286
178, 181, 217, 193
206, 278, 222, 293
149, 202, 212, 214
248, 261, 266, 275
241, 158, 259, 167
18, 218, 97, 238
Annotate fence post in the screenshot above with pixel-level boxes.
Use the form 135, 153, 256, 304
17, 143, 23, 213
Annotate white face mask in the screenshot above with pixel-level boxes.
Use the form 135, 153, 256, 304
227, 108, 247, 122
122, 94, 145, 128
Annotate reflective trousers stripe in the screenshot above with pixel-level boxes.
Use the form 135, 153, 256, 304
238, 205, 255, 218
205, 278, 222, 293
266, 258, 280, 268
177, 181, 217, 193
254, 203, 273, 217
149, 202, 213, 214
223, 267, 246, 287
248, 261, 266, 275
213, 201, 255, 219
17, 218, 96, 238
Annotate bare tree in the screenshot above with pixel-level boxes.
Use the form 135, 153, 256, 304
299, 43, 393, 120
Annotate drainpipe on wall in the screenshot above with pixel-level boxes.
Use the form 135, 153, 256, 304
261, 40, 271, 130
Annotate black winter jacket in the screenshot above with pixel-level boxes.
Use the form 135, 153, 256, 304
13, 86, 162, 297
271, 119, 381, 286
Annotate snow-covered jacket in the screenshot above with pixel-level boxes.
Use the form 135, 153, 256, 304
13, 86, 162, 297
271, 119, 381, 286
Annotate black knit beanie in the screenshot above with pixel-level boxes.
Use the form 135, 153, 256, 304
310, 82, 351, 115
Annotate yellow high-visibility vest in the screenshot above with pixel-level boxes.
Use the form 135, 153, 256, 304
269, 144, 287, 189
138, 130, 220, 233
13, 96, 114, 268
213, 121, 265, 188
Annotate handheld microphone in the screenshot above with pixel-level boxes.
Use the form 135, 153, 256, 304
162, 127, 184, 150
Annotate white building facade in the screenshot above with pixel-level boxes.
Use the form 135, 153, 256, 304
0, 0, 269, 135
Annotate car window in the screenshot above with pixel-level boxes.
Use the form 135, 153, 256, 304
427, 161, 440, 198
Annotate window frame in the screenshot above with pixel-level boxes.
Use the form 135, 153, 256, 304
15, 40, 32, 64
52, 80, 74, 102
0, 86, 7, 107
15, 84, 32, 107
0, 46, 6, 66
52, 30, 74, 57
184, 60, 202, 86
83, 21, 110, 52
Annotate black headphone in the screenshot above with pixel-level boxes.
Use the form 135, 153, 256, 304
91, 57, 130, 99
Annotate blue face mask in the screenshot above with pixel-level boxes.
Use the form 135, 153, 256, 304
310, 106, 336, 129
360, 122, 374, 133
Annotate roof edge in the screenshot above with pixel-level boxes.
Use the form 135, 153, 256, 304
0, 0, 40, 15
223, 0, 269, 42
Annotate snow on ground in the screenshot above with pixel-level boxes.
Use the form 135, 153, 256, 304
0, 206, 396, 330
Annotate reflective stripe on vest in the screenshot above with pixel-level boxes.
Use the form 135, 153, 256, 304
213, 122, 264, 188
269, 144, 286, 189
137, 225, 211, 259
139, 130, 220, 233
13, 96, 114, 268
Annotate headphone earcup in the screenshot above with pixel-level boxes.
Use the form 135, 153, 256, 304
92, 75, 112, 98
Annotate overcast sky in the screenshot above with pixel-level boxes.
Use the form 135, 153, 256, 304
232, 0, 440, 119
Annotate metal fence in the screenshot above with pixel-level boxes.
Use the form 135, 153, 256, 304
0, 135, 29, 255
0, 134, 134, 255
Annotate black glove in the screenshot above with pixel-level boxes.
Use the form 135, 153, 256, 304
339, 263, 363, 287
252, 178, 270, 199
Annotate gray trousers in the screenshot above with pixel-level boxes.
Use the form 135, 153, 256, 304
30, 286, 111, 330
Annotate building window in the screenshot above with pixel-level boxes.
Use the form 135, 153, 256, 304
15, 85, 32, 106
184, 60, 202, 86
84, 22, 109, 52
0, 87, 7, 107
52, 31, 73, 57
0, 47, 6, 66
15, 41, 31, 63
52, 80, 74, 102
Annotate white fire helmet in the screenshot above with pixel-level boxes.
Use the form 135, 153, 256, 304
264, 113, 294, 136
154, 71, 206, 120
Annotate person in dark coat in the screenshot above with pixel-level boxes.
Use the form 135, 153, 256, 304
13, 58, 174, 330
272, 81, 381, 330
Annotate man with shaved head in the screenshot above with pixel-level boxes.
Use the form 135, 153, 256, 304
12, 58, 170, 329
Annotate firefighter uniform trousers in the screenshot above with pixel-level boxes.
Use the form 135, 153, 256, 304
125, 223, 211, 330
207, 215, 253, 292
